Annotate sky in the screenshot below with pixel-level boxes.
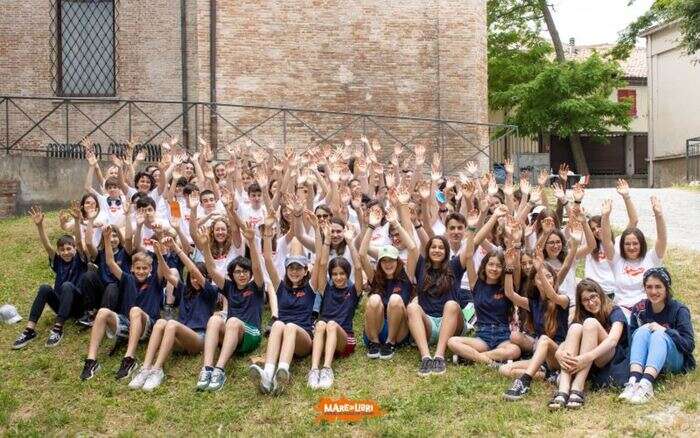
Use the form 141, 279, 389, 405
547, 0, 656, 46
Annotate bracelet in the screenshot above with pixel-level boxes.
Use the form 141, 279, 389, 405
467, 226, 477, 232
293, 213, 302, 218
504, 267, 515, 274
414, 223, 423, 229
574, 200, 581, 204
368, 224, 376, 230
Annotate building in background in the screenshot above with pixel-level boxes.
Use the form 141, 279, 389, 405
642, 20, 700, 186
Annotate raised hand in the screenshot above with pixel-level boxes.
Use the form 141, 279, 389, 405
196, 226, 210, 248
188, 193, 200, 211
467, 209, 479, 228
541, 217, 555, 233
68, 200, 82, 220
572, 183, 585, 202
504, 247, 519, 268
461, 180, 475, 199
152, 239, 165, 254
28, 205, 44, 225
651, 196, 662, 216
616, 178, 630, 197
414, 144, 426, 166
240, 221, 255, 242
397, 184, 411, 204
385, 173, 396, 188
430, 160, 442, 182
135, 208, 146, 226
368, 208, 382, 227
530, 186, 542, 204
552, 182, 565, 201
488, 175, 498, 196
343, 227, 355, 243
558, 163, 570, 182
494, 204, 510, 218
385, 206, 399, 224
537, 168, 549, 187
519, 178, 531, 195
504, 158, 514, 175
601, 199, 612, 216
569, 220, 583, 244
503, 179, 514, 196
465, 161, 479, 177
418, 181, 431, 201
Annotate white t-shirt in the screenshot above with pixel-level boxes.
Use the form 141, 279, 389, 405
96, 193, 126, 227
432, 218, 446, 237
585, 244, 617, 296
192, 243, 244, 279
546, 258, 576, 302
237, 203, 267, 235
127, 187, 168, 219
80, 212, 108, 249
609, 248, 662, 308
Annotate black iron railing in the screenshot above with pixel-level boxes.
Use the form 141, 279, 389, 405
687, 137, 700, 183
0, 95, 519, 174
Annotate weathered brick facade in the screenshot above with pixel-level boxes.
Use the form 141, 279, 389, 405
0, 0, 487, 170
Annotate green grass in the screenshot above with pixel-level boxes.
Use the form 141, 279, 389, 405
1, 213, 699, 436
672, 183, 700, 193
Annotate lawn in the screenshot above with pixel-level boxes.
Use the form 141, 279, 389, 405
0, 212, 698, 437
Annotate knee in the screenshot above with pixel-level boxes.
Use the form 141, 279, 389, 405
129, 306, 143, 319
568, 323, 583, 335
165, 319, 180, 332
387, 294, 405, 309
443, 300, 461, 315
225, 317, 243, 331
96, 307, 112, 321
649, 329, 667, 342
633, 326, 652, 340
366, 294, 383, 310
315, 320, 327, 332
537, 335, 553, 348
406, 301, 421, 317
38, 285, 53, 296
447, 336, 460, 350
271, 320, 286, 332
510, 332, 523, 343
207, 315, 224, 328
326, 320, 339, 331
283, 323, 298, 336
583, 318, 601, 332
60, 282, 75, 294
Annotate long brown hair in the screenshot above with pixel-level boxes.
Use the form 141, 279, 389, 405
209, 218, 233, 259
523, 264, 562, 339
573, 278, 614, 329
420, 236, 454, 297
369, 258, 414, 298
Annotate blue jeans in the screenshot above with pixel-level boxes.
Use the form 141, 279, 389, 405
629, 326, 684, 374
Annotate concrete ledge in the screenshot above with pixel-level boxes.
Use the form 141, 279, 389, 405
588, 174, 648, 188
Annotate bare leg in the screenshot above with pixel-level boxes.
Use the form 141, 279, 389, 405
279, 323, 313, 365
407, 301, 433, 358
484, 342, 522, 362
570, 318, 614, 392
214, 318, 244, 369
510, 331, 535, 354
323, 321, 348, 368
142, 319, 168, 368
202, 316, 225, 368
311, 321, 327, 369
364, 295, 384, 343
386, 295, 409, 344
523, 336, 557, 377
153, 320, 203, 369
557, 324, 583, 394
125, 307, 148, 358
435, 301, 463, 359
265, 321, 286, 366
87, 308, 117, 360
447, 336, 490, 363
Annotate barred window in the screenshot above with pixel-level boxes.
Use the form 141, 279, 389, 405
53, 0, 117, 96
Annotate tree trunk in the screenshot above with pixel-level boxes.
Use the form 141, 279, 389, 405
538, 0, 590, 174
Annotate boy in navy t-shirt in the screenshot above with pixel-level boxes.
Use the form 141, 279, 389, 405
12, 205, 88, 349
80, 226, 166, 381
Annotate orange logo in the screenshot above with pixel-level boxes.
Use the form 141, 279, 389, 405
314, 397, 384, 423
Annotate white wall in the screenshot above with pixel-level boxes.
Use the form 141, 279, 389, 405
609, 84, 648, 133
647, 23, 700, 159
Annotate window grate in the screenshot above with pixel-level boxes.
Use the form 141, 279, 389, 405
50, 0, 119, 97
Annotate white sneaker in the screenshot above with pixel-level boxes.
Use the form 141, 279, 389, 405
272, 367, 290, 395
307, 368, 320, 390
142, 368, 165, 391
249, 364, 273, 394
618, 381, 638, 400
629, 381, 654, 404
128, 367, 152, 389
318, 367, 334, 390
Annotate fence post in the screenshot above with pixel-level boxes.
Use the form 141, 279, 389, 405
128, 101, 132, 143
64, 100, 69, 148
687, 139, 691, 183
282, 109, 287, 146
5, 99, 9, 154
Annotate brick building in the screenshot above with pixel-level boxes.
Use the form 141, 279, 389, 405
0, 0, 489, 172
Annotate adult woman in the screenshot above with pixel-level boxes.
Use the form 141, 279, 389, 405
619, 268, 695, 404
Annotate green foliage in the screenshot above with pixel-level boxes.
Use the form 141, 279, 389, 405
614, 0, 700, 59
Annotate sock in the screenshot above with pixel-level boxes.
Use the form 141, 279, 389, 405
629, 371, 642, 383
278, 362, 290, 372
641, 373, 656, 385
263, 363, 275, 378
204, 366, 213, 372
24, 327, 36, 335
215, 366, 225, 373
519, 373, 533, 387
52, 323, 63, 333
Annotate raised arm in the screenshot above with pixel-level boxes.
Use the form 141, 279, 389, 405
504, 248, 529, 310
68, 200, 86, 257
102, 226, 123, 280
167, 237, 205, 287
28, 206, 54, 259
358, 225, 376, 282
240, 220, 264, 289
261, 226, 281, 290
616, 179, 638, 229
198, 226, 225, 289
556, 220, 582, 286
343, 228, 364, 295
152, 240, 179, 286
600, 199, 615, 261
84, 217, 99, 261
651, 196, 667, 259
312, 222, 329, 293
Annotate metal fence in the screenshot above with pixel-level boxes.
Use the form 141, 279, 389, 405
0, 95, 520, 174
687, 137, 700, 183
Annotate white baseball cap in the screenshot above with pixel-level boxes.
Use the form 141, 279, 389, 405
0, 304, 22, 324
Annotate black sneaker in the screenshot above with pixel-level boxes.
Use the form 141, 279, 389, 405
432, 357, 447, 375
503, 378, 529, 401
12, 329, 37, 350
116, 356, 137, 380
366, 341, 380, 359
77, 311, 95, 328
418, 357, 433, 377
80, 359, 101, 381
46, 329, 63, 347
379, 342, 395, 360
452, 354, 474, 366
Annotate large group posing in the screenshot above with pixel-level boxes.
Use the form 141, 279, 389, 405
11, 136, 695, 409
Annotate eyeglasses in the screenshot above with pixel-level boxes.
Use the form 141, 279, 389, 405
316, 214, 330, 219
581, 294, 600, 305
232, 270, 249, 276
546, 240, 562, 246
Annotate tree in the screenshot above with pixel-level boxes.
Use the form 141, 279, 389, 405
613, 0, 700, 60
488, 0, 633, 175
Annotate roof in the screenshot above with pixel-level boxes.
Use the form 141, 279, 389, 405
564, 44, 647, 79
639, 19, 680, 37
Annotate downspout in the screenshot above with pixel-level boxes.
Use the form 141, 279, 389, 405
209, 0, 218, 153
180, 0, 190, 149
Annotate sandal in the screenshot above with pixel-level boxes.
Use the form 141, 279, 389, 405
548, 391, 569, 411
566, 390, 585, 409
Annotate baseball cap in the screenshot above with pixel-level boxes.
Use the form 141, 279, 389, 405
377, 245, 400, 261
284, 255, 309, 268
0, 304, 22, 324
435, 190, 446, 204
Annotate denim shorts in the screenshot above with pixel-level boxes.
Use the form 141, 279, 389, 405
475, 324, 511, 350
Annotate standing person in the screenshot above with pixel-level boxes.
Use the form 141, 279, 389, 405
195, 222, 268, 391
12, 205, 88, 349
547, 279, 629, 409
600, 197, 667, 317
619, 268, 695, 404
307, 227, 364, 389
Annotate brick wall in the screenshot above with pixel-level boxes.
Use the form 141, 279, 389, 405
1, 0, 487, 170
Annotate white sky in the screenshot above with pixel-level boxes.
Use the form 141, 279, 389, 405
547, 0, 655, 46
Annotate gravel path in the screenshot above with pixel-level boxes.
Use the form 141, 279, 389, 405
580, 188, 700, 252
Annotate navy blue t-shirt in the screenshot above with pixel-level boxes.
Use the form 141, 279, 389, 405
277, 281, 316, 333
51, 253, 88, 291
528, 294, 569, 343
377, 278, 413, 309
320, 283, 360, 335
415, 255, 469, 317
177, 281, 219, 331
118, 271, 165, 321
472, 279, 510, 327
224, 279, 265, 330
96, 247, 131, 285
589, 305, 631, 388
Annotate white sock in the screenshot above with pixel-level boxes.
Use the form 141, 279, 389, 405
422, 356, 431, 361
627, 376, 638, 385
263, 363, 275, 379
278, 362, 290, 372
639, 378, 653, 388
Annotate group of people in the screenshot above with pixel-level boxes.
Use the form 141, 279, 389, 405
10, 137, 695, 408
